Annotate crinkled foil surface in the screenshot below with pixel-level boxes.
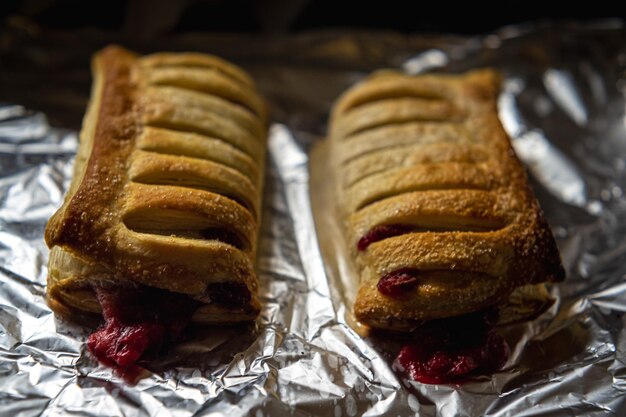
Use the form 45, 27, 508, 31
0, 20, 625, 416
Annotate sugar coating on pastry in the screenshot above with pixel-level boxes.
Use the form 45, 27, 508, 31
329, 69, 564, 331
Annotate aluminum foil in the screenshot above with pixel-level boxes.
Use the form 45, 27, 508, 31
1, 20, 625, 416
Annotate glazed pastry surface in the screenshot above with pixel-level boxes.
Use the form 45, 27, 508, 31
329, 69, 564, 331
45, 46, 267, 323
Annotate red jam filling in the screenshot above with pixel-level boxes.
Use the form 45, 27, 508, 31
393, 310, 509, 384
87, 282, 252, 381
377, 268, 419, 297
357, 224, 415, 251
87, 286, 199, 381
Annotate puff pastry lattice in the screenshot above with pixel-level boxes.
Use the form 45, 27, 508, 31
45, 46, 267, 324
329, 69, 564, 331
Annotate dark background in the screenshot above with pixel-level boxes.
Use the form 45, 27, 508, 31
0, 0, 623, 130
0, 0, 624, 36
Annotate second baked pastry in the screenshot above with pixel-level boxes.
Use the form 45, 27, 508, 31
329, 69, 564, 331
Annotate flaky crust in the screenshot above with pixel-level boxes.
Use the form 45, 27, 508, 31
45, 46, 267, 323
329, 69, 564, 330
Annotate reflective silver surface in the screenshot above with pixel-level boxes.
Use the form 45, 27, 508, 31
0, 21, 625, 416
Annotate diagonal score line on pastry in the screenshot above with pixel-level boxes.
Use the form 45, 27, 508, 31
336, 122, 471, 165
142, 66, 266, 119
45, 45, 267, 337
121, 182, 255, 252
329, 69, 564, 330
332, 97, 465, 140
128, 150, 259, 217
137, 52, 256, 88
141, 98, 262, 157
330, 71, 456, 115
349, 190, 508, 240
136, 127, 260, 182
340, 142, 491, 188
347, 162, 501, 213
142, 86, 265, 139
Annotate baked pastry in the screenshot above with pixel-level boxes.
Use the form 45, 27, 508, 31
329, 69, 564, 332
45, 46, 267, 372
327, 69, 565, 383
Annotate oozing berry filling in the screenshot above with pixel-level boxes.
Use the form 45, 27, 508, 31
377, 268, 420, 297
393, 310, 509, 384
357, 224, 415, 251
87, 281, 252, 379
87, 286, 200, 381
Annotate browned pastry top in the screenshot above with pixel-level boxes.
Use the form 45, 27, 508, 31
329, 69, 564, 330
45, 46, 267, 321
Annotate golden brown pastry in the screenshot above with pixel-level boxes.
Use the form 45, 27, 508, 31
329, 69, 564, 332
45, 46, 267, 372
